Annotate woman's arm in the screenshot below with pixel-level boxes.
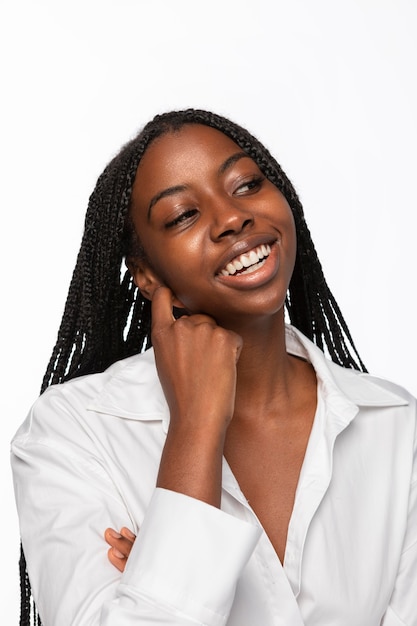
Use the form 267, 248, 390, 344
150, 286, 242, 507
381, 475, 417, 624
12, 287, 262, 625
12, 416, 260, 625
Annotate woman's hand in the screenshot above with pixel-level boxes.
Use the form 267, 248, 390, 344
104, 527, 136, 573
151, 286, 242, 435
151, 286, 243, 507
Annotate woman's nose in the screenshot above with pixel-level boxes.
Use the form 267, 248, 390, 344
209, 202, 254, 240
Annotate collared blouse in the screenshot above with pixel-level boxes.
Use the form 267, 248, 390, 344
11, 326, 417, 625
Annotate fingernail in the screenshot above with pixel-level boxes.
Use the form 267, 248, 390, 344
112, 548, 125, 559
121, 527, 136, 540
108, 529, 122, 539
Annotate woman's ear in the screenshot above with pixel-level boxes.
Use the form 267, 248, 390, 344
126, 257, 185, 309
126, 257, 162, 301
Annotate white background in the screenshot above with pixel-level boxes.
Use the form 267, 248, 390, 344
1, 0, 416, 621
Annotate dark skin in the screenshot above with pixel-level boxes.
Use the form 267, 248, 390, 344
105, 124, 317, 569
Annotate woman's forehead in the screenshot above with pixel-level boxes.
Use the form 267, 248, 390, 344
142, 124, 242, 166
131, 124, 253, 206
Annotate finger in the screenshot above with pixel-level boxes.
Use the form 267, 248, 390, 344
120, 527, 136, 542
151, 286, 176, 332
174, 312, 217, 328
104, 528, 122, 543
107, 547, 126, 573
104, 528, 133, 557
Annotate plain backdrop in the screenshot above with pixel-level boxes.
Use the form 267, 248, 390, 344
1, 0, 416, 621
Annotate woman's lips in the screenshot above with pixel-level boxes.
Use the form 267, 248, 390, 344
215, 241, 280, 289
215, 235, 278, 276
218, 244, 271, 276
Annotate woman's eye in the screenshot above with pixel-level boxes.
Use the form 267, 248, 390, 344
234, 176, 264, 196
165, 209, 198, 229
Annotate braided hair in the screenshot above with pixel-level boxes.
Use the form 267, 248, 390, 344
20, 108, 366, 625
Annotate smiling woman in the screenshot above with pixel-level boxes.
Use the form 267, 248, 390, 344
11, 109, 417, 626
128, 125, 297, 322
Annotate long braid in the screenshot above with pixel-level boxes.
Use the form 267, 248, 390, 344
18, 545, 30, 626
41, 147, 144, 390
20, 108, 366, 625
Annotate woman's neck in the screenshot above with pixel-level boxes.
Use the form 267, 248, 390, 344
228, 312, 315, 425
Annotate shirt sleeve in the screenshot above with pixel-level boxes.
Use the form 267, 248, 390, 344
102, 489, 261, 625
381, 478, 417, 626
381, 395, 417, 626
11, 405, 261, 626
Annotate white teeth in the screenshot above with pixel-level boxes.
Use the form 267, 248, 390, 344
220, 243, 271, 277
245, 250, 258, 266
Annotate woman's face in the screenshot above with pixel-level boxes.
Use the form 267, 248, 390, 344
129, 124, 296, 326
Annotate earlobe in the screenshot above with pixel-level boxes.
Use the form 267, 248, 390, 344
127, 258, 161, 301
126, 258, 186, 309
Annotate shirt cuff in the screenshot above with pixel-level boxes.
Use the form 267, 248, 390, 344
121, 487, 261, 625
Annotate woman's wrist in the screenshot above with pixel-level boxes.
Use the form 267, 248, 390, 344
156, 421, 226, 507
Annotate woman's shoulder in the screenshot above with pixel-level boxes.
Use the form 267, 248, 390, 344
12, 348, 163, 445
329, 359, 416, 409
42, 347, 157, 403
287, 324, 415, 409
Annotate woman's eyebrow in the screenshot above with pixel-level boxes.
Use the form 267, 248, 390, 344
148, 185, 187, 218
218, 151, 250, 175
147, 152, 250, 218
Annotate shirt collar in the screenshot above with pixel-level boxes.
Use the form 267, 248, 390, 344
87, 347, 171, 430
285, 325, 407, 409
87, 325, 407, 429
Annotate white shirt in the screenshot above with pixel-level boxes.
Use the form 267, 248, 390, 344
11, 326, 417, 625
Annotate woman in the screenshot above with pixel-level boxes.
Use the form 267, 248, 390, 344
11, 109, 416, 625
